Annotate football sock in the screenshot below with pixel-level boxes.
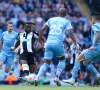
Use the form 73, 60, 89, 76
37, 63, 50, 78
56, 59, 66, 78
72, 61, 81, 79
83, 62, 99, 75
22, 64, 29, 76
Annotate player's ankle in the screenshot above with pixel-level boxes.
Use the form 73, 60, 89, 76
22, 64, 29, 76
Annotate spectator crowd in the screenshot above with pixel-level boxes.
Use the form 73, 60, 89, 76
0, 0, 100, 85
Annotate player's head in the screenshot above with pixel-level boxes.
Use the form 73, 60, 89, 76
24, 22, 35, 33
7, 21, 13, 32
58, 8, 67, 17
91, 12, 100, 24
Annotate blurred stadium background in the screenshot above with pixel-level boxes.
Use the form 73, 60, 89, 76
0, 0, 100, 86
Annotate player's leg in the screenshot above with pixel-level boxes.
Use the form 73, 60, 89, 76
83, 61, 100, 84
10, 62, 15, 71
24, 54, 36, 84
34, 60, 51, 86
63, 48, 100, 85
34, 44, 53, 86
29, 64, 35, 74
62, 52, 86, 85
0, 60, 4, 76
82, 49, 100, 84
28, 53, 36, 74
82, 48, 100, 75
0, 60, 4, 70
0, 52, 6, 75
19, 53, 29, 77
5, 55, 15, 73
53, 43, 66, 86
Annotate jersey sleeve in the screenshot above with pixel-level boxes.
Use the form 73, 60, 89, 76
92, 25, 100, 33
44, 19, 50, 27
66, 20, 73, 30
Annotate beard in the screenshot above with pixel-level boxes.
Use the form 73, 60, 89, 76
25, 29, 31, 33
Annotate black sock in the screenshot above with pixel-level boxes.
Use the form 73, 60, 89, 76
23, 70, 29, 76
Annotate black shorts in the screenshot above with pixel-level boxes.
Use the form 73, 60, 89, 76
19, 52, 36, 65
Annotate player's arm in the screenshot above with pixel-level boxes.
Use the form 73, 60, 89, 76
34, 32, 46, 43
14, 40, 20, 49
66, 20, 78, 51
38, 25, 48, 43
67, 30, 77, 45
11, 33, 20, 50
11, 40, 20, 50
42, 36, 46, 43
36, 20, 49, 49
14, 45, 20, 54
91, 25, 100, 47
93, 31, 100, 47
66, 20, 77, 45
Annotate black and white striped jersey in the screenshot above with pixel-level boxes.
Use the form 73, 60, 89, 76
19, 31, 38, 54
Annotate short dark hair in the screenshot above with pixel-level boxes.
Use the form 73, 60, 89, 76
25, 22, 36, 25
91, 12, 100, 20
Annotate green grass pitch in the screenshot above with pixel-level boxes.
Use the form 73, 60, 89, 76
0, 85, 100, 90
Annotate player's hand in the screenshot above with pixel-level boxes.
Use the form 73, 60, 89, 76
36, 42, 42, 49
88, 46, 94, 51
10, 47, 15, 51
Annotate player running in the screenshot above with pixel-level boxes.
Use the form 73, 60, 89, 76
11, 22, 46, 84
0, 21, 18, 75
24, 8, 78, 86
63, 12, 100, 85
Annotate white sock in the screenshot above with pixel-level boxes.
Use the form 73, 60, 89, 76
22, 64, 29, 76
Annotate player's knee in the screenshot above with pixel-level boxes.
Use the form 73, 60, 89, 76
59, 59, 66, 62
76, 54, 86, 62
0, 60, 3, 68
5, 66, 10, 73
5, 69, 10, 73
58, 56, 65, 60
20, 60, 28, 65
44, 60, 51, 65
0, 64, 2, 68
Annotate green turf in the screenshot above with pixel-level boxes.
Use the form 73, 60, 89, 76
0, 85, 100, 90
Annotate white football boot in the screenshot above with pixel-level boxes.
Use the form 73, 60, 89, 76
62, 78, 75, 85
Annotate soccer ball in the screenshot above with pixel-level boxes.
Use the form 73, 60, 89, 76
25, 74, 37, 83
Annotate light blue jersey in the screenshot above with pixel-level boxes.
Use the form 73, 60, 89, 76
91, 22, 100, 44
0, 31, 18, 67
45, 17, 72, 43
82, 22, 100, 62
0, 31, 18, 56
44, 17, 72, 59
